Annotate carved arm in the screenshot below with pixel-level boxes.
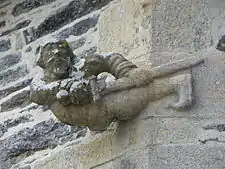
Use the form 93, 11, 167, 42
30, 75, 74, 105
100, 69, 153, 96
30, 74, 60, 105
99, 56, 204, 96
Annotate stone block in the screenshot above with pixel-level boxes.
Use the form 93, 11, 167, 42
1, 20, 31, 37
54, 15, 99, 40
111, 118, 155, 152
30, 131, 151, 169
0, 11, 7, 17
152, 117, 225, 145
0, 39, 11, 52
0, 20, 5, 28
18, 166, 31, 169
11, 0, 57, 17
0, 53, 21, 72
35, 0, 113, 39
92, 148, 150, 169
0, 89, 31, 112
92, 161, 114, 169
77, 46, 97, 58
0, 1, 11, 10
0, 65, 29, 86
134, 52, 225, 119
13, 31, 25, 50
0, 78, 32, 99
0, 0, 9, 4
148, 143, 225, 169
150, 0, 225, 65
3, 0, 225, 168
209, 0, 225, 7
98, 0, 153, 66
114, 149, 150, 169
69, 37, 86, 50
0, 119, 86, 169
23, 27, 37, 44
152, 0, 212, 53
0, 114, 33, 138
30, 117, 154, 169
31, 131, 114, 169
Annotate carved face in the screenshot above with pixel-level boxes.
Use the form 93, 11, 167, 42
216, 35, 225, 52
38, 40, 73, 80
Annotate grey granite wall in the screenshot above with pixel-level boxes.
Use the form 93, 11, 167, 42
0, 0, 113, 168
1, 0, 225, 169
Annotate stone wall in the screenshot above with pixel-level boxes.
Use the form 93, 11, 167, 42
0, 0, 113, 168
1, 0, 225, 169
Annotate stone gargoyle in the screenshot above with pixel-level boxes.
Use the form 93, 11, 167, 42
30, 40, 204, 131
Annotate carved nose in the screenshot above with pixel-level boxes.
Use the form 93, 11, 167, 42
53, 49, 59, 54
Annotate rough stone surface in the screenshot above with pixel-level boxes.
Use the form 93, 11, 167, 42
18, 166, 31, 169
12, 0, 57, 17
0, 89, 31, 112
1, 20, 31, 36
0, 114, 33, 137
0, 53, 21, 72
0, 78, 32, 99
98, 0, 153, 66
0, 2, 11, 10
148, 143, 225, 169
35, 0, 112, 39
0, 10, 6, 17
0, 65, 29, 86
2, 0, 225, 168
0, 0, 7, 4
69, 37, 86, 50
0, 0, 105, 169
0, 39, 11, 52
54, 15, 99, 40
78, 46, 97, 58
0, 20, 5, 28
0, 119, 86, 169
23, 27, 37, 44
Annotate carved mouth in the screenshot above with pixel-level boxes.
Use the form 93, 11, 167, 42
46, 56, 70, 77
53, 66, 69, 75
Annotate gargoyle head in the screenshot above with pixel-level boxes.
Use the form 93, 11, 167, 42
37, 40, 74, 81
216, 35, 225, 52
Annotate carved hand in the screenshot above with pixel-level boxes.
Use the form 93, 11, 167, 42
89, 75, 102, 103
56, 90, 71, 106
97, 78, 107, 93
97, 73, 116, 96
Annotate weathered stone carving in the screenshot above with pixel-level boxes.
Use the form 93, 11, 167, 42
30, 40, 204, 131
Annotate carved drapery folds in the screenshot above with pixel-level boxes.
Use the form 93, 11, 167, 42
30, 40, 204, 131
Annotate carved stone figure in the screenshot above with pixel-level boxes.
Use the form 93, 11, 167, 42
30, 40, 204, 131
